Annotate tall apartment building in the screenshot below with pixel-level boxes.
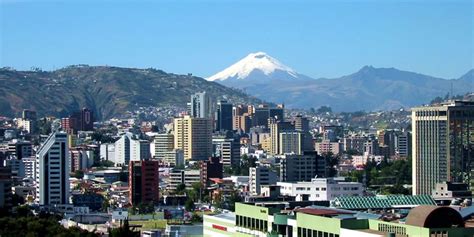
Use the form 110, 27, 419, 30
190, 92, 212, 119
113, 133, 150, 165
174, 115, 212, 160
396, 131, 411, 158
269, 120, 294, 155
153, 133, 174, 159
0, 166, 12, 209
35, 132, 70, 205
129, 160, 159, 205
279, 131, 303, 155
215, 100, 233, 131
280, 151, 326, 182
315, 140, 343, 155
22, 157, 36, 180
249, 166, 278, 195
212, 137, 241, 167
7, 140, 33, 159
412, 101, 474, 195
61, 108, 94, 134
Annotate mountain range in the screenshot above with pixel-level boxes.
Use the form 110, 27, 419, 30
0, 66, 262, 120
208, 52, 474, 111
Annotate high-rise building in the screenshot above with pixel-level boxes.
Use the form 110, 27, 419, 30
153, 133, 174, 159
129, 160, 159, 205
269, 119, 294, 155
22, 109, 37, 121
35, 132, 70, 205
212, 137, 241, 167
200, 156, 223, 188
412, 101, 474, 195
0, 166, 12, 209
61, 108, 94, 134
279, 131, 303, 155
215, 100, 233, 131
130, 139, 150, 161
114, 134, 131, 165
190, 92, 212, 119
280, 151, 327, 182
292, 115, 310, 132
7, 140, 33, 159
249, 166, 278, 195
174, 115, 212, 160
396, 131, 411, 158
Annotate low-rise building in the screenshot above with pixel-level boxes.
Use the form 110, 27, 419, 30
278, 177, 363, 201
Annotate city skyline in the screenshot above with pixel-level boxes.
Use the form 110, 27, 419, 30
1, 0, 472, 79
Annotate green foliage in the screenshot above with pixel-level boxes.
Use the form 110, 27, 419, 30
175, 183, 186, 195
108, 219, 140, 237
190, 213, 202, 223
132, 202, 155, 215
323, 152, 339, 177
0, 207, 98, 237
73, 170, 84, 179
185, 199, 195, 212
345, 158, 412, 194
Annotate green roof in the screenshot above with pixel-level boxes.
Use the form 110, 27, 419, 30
330, 195, 436, 210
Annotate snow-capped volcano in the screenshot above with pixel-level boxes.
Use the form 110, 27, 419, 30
207, 52, 307, 82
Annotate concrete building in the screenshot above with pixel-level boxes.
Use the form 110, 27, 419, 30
153, 133, 174, 159
161, 149, 185, 167
113, 133, 150, 165
129, 160, 159, 205
278, 177, 363, 201
190, 91, 212, 119
22, 157, 36, 180
280, 151, 326, 182
315, 140, 342, 155
99, 143, 115, 162
168, 169, 201, 191
174, 115, 212, 160
249, 166, 278, 195
279, 131, 303, 155
7, 139, 33, 159
200, 156, 223, 187
212, 137, 241, 167
396, 131, 411, 158
412, 101, 474, 195
0, 167, 12, 209
215, 100, 233, 131
35, 132, 70, 205
269, 120, 294, 155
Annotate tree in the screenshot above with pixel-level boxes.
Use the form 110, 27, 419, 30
185, 198, 195, 212
73, 170, 84, 179
175, 183, 186, 195
109, 219, 140, 237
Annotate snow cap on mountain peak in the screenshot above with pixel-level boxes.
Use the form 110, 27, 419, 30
207, 52, 298, 81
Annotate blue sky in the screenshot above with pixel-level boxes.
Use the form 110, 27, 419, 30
1, 0, 472, 79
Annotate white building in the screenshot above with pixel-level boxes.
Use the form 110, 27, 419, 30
278, 177, 363, 201
352, 153, 384, 168
249, 166, 278, 195
35, 132, 70, 205
23, 157, 36, 180
113, 133, 150, 166
99, 143, 115, 162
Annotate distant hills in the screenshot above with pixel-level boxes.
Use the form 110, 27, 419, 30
209, 52, 474, 111
0, 66, 262, 120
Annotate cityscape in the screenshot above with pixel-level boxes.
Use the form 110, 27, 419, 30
1, 1, 473, 237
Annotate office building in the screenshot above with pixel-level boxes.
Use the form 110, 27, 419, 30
61, 108, 94, 134
113, 134, 131, 165
200, 156, 223, 187
153, 133, 174, 159
99, 143, 115, 162
7, 139, 33, 159
129, 160, 159, 205
174, 115, 212, 160
22, 157, 36, 180
215, 100, 233, 131
161, 149, 185, 167
279, 131, 303, 155
35, 132, 70, 205
269, 119, 294, 155
396, 131, 411, 158
315, 141, 343, 155
249, 166, 278, 195
190, 92, 212, 118
0, 167, 12, 209
212, 137, 241, 167
278, 177, 363, 201
130, 139, 150, 161
280, 151, 326, 182
168, 169, 201, 191
412, 101, 474, 195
